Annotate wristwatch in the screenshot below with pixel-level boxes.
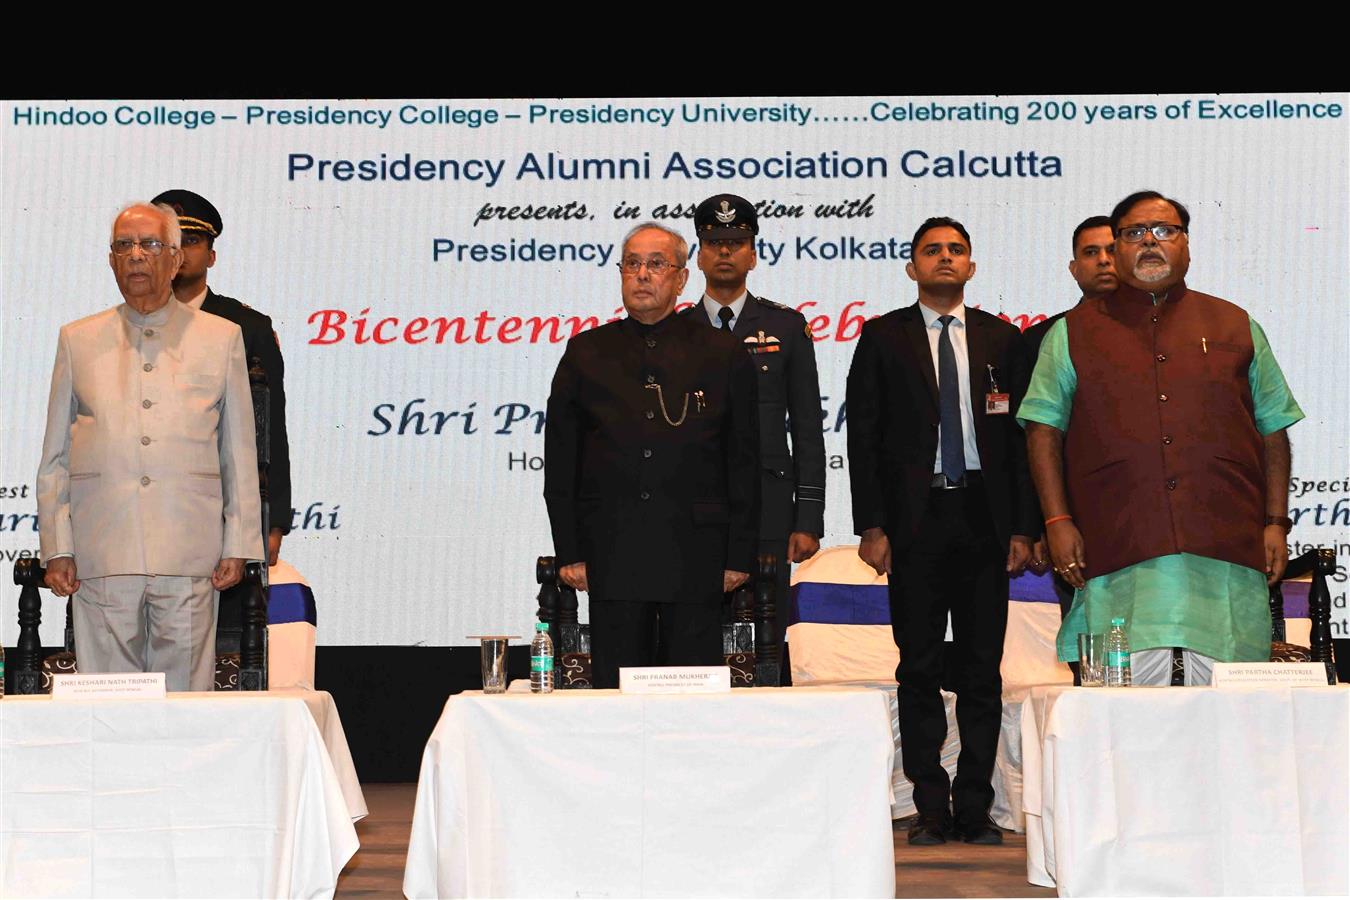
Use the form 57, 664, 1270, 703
1265, 515, 1293, 532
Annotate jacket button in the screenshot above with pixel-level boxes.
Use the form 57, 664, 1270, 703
142, 399, 152, 409
640, 491, 651, 501
776, 470, 785, 478
140, 476, 151, 486
143, 363, 153, 372
646, 374, 655, 383
1166, 478, 1177, 490
645, 410, 655, 420
140, 436, 151, 446
1156, 354, 1167, 362
1162, 435, 1173, 445
143, 329, 155, 338
1151, 316, 1159, 323
761, 365, 769, 372
642, 448, 652, 459
646, 339, 656, 349
1159, 394, 1168, 402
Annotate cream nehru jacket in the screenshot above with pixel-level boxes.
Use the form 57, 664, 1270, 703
37, 299, 264, 577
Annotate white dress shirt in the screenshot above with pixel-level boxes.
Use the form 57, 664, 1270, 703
701, 292, 748, 331
918, 301, 982, 472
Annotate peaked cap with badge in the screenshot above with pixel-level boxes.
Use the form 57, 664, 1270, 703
153, 188, 223, 239
694, 192, 759, 242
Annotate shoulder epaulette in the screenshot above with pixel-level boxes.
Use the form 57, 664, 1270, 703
752, 295, 792, 311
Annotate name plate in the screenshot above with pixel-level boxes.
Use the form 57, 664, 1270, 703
1212, 662, 1329, 688
620, 666, 731, 694
52, 672, 167, 699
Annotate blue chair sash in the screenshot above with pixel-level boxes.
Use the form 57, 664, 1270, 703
267, 582, 317, 626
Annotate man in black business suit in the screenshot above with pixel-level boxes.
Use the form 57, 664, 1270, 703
152, 190, 292, 563
846, 217, 1037, 846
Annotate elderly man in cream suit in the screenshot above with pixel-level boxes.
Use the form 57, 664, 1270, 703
37, 202, 263, 691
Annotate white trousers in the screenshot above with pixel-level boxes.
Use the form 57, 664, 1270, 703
73, 575, 218, 692
1131, 647, 1216, 686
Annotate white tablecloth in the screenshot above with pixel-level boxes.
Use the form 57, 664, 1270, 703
1022, 684, 1349, 896
280, 689, 369, 822
1, 692, 361, 898
403, 686, 897, 898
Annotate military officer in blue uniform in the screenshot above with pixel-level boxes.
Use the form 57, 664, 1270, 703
151, 189, 292, 561
680, 194, 827, 683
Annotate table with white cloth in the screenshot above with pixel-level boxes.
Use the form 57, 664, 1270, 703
1021, 684, 1349, 897
403, 685, 897, 898
277, 688, 369, 822
1, 690, 363, 898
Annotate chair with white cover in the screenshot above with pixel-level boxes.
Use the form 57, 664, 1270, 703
787, 545, 958, 821
991, 572, 1073, 830
266, 558, 318, 691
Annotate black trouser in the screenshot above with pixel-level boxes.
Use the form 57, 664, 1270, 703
589, 596, 723, 689
761, 536, 793, 686
889, 483, 1007, 822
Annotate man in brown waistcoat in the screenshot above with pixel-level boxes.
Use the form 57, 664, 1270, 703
1018, 190, 1304, 686
1023, 216, 1119, 612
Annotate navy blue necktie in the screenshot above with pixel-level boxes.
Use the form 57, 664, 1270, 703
938, 315, 966, 483
718, 306, 734, 332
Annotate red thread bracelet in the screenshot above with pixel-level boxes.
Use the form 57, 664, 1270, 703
1044, 514, 1073, 526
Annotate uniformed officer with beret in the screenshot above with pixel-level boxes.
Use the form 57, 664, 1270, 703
545, 222, 760, 689
680, 193, 826, 683
151, 189, 292, 563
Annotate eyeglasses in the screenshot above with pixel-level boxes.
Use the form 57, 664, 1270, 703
1117, 224, 1186, 243
110, 238, 172, 257
618, 256, 683, 276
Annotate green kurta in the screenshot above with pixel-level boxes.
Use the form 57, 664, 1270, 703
1018, 316, 1304, 662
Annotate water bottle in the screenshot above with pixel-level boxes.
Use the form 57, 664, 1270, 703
1105, 616, 1132, 687
530, 622, 554, 693
0, 644, 6, 698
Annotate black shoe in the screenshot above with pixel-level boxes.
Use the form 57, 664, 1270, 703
953, 815, 1004, 845
906, 814, 951, 846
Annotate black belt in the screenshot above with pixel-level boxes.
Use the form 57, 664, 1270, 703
930, 470, 983, 490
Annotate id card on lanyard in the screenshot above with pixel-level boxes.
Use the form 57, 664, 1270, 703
985, 363, 1010, 415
